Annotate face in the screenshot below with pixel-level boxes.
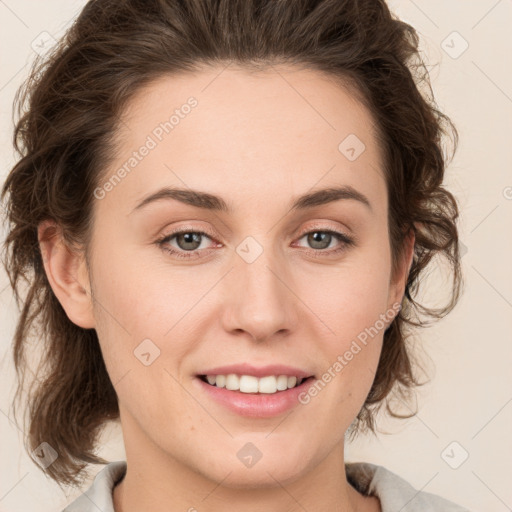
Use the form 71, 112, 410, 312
75, 65, 410, 487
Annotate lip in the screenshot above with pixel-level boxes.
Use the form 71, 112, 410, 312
196, 363, 314, 379
193, 374, 316, 418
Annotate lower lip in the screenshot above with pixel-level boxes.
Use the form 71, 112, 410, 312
193, 376, 316, 418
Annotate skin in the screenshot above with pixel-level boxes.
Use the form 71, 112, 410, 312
39, 64, 414, 512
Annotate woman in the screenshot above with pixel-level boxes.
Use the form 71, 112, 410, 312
1, 0, 468, 510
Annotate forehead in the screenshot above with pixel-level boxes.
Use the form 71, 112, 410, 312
100, 64, 387, 216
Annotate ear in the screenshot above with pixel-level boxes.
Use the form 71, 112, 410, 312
38, 219, 96, 329
387, 228, 415, 313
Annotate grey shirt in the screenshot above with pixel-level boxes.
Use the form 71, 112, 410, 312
61, 460, 472, 511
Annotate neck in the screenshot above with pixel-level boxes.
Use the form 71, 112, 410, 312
112, 411, 380, 512
113, 452, 380, 512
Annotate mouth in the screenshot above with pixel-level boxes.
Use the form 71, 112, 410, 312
197, 373, 315, 394
194, 369, 317, 417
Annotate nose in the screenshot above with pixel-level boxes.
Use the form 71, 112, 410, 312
220, 245, 299, 343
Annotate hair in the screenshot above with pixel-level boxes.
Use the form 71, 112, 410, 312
1, 0, 462, 488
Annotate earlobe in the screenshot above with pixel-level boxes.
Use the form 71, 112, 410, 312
38, 220, 96, 329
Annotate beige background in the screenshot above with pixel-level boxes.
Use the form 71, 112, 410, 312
1, 1, 511, 511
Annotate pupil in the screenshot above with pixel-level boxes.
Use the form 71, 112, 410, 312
309, 232, 330, 249
179, 232, 201, 250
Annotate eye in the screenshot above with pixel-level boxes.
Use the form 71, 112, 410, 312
156, 229, 218, 259
155, 226, 355, 260
294, 229, 355, 256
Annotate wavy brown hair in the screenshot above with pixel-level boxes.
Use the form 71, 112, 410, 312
1, 0, 462, 488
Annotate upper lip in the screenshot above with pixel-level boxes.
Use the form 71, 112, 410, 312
197, 363, 314, 379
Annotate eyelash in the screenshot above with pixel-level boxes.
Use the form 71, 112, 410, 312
155, 226, 355, 260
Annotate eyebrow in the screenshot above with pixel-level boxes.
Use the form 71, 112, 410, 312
129, 185, 372, 215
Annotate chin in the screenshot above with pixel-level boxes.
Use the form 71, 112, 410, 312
207, 463, 308, 490
198, 449, 313, 489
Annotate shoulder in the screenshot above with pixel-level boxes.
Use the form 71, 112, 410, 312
60, 461, 126, 512
346, 461, 474, 512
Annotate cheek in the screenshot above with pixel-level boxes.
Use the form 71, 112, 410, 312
294, 253, 392, 341
293, 248, 391, 406
88, 243, 212, 388
89, 237, 187, 333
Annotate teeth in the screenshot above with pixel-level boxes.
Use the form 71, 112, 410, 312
225, 374, 239, 390
203, 373, 305, 393
240, 375, 259, 393
276, 375, 288, 391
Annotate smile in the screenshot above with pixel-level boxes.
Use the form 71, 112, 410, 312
194, 374, 316, 418
199, 373, 308, 393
